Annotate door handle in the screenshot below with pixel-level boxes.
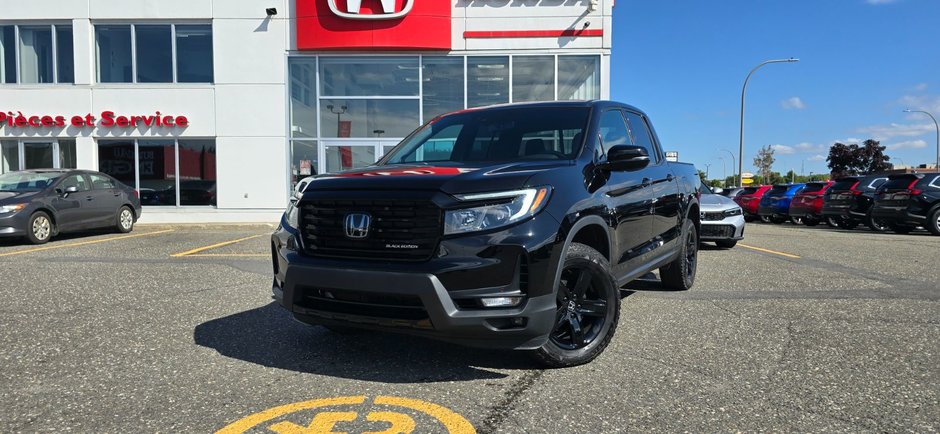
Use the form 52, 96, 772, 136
666, 174, 675, 182
85, 196, 94, 201
641, 177, 652, 187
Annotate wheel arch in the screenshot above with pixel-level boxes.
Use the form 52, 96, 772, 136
551, 215, 613, 296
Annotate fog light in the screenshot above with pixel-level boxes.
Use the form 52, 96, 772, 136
480, 297, 522, 308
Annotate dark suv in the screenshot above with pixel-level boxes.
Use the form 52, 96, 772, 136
870, 173, 940, 235
821, 175, 889, 230
271, 101, 701, 367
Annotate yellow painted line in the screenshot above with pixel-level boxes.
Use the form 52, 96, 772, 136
171, 234, 264, 258
0, 229, 175, 258
215, 396, 368, 434
738, 243, 801, 259
184, 254, 268, 258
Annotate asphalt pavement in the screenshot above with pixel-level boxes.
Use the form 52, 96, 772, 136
0, 222, 937, 433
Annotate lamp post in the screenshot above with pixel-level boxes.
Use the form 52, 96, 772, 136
718, 156, 727, 186
327, 104, 347, 137
903, 109, 939, 170
738, 58, 800, 187
704, 163, 711, 180
720, 148, 736, 186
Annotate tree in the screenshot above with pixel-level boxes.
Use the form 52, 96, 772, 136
753, 145, 775, 184
697, 170, 707, 183
827, 139, 892, 178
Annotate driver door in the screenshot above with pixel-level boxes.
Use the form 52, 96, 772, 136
51, 174, 91, 231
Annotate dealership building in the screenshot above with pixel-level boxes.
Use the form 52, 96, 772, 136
0, 0, 613, 222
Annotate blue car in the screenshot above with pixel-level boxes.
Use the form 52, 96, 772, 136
757, 184, 806, 224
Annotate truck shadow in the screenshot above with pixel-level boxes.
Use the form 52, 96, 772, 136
194, 302, 541, 383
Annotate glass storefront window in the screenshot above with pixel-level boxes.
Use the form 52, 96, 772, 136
138, 140, 176, 206
468, 56, 509, 108
558, 56, 600, 100
319, 56, 419, 97
56, 25, 74, 83
290, 58, 318, 138
325, 145, 375, 173
1, 140, 18, 173
175, 25, 213, 83
23, 142, 54, 169
290, 140, 318, 190
178, 139, 216, 206
19, 26, 54, 84
98, 140, 136, 188
58, 139, 76, 169
512, 56, 555, 102
422, 56, 465, 121
320, 99, 420, 138
135, 25, 173, 83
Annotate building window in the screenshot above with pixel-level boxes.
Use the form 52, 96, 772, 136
289, 57, 317, 138
0, 139, 76, 173
468, 56, 509, 108
319, 56, 419, 97
512, 56, 555, 102
422, 56, 464, 121
98, 139, 216, 206
558, 56, 600, 100
320, 99, 420, 138
95, 24, 213, 84
0, 24, 74, 84
290, 140, 317, 190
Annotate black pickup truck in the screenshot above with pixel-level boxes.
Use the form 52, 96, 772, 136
272, 101, 701, 367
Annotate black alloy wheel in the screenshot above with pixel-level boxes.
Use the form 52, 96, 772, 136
826, 216, 841, 227
928, 208, 940, 236
660, 219, 698, 290
532, 242, 619, 368
759, 215, 772, 223
790, 216, 804, 225
866, 212, 890, 232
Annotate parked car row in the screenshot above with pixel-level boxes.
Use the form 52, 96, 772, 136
731, 172, 940, 235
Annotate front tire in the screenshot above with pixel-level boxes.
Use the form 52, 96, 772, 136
26, 211, 53, 244
115, 206, 135, 233
759, 215, 772, 223
790, 216, 804, 225
866, 212, 890, 232
826, 216, 841, 228
531, 242, 620, 368
660, 219, 698, 290
927, 208, 940, 236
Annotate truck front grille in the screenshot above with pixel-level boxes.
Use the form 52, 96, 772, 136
299, 199, 442, 261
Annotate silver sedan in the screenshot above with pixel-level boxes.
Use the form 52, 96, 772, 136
699, 183, 746, 248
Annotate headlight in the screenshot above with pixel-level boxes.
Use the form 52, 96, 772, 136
0, 204, 25, 214
723, 207, 743, 217
284, 203, 299, 229
445, 187, 551, 235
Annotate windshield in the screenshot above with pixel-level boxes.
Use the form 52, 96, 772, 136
380, 107, 591, 165
802, 182, 826, 193
830, 178, 858, 191
0, 172, 62, 192
883, 175, 917, 190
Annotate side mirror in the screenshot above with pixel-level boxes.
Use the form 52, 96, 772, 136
712, 187, 725, 195
60, 186, 79, 197
601, 145, 650, 171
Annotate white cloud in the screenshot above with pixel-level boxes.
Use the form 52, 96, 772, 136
886, 139, 928, 150
912, 83, 929, 92
780, 97, 806, 110
794, 142, 826, 153
808, 154, 826, 161
898, 94, 940, 113
857, 123, 935, 141
771, 144, 795, 155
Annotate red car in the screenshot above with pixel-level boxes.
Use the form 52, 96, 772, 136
788, 181, 834, 226
734, 185, 772, 222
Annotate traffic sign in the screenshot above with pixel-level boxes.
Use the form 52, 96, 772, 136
741, 178, 755, 185
741, 172, 755, 179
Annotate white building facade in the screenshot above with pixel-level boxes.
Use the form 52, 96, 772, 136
0, 0, 613, 223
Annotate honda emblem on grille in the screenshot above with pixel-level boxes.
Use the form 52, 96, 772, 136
344, 213, 372, 239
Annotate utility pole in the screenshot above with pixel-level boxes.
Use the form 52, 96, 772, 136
738, 58, 800, 187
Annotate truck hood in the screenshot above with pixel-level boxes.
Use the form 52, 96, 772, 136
700, 193, 739, 211
302, 161, 573, 196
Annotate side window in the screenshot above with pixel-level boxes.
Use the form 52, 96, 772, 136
401, 124, 461, 162
928, 175, 940, 189
60, 174, 90, 192
623, 111, 659, 163
89, 173, 115, 190
598, 110, 631, 155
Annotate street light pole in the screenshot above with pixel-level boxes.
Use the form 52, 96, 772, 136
739, 58, 800, 187
903, 109, 940, 170
720, 149, 736, 186
718, 156, 727, 186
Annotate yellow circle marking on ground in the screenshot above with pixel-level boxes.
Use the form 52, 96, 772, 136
215, 395, 476, 434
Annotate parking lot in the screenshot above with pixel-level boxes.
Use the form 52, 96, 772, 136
0, 222, 937, 433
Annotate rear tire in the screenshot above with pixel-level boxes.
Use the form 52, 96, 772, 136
789, 216, 804, 225
825, 216, 840, 228
26, 211, 53, 245
927, 208, 940, 236
660, 219, 698, 290
531, 242, 620, 368
866, 212, 890, 232
715, 239, 737, 249
115, 206, 135, 233
770, 216, 786, 224
803, 218, 820, 227
759, 215, 771, 223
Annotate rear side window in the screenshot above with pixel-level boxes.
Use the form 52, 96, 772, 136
89, 174, 115, 189
862, 176, 888, 191
768, 186, 788, 195
929, 175, 940, 189
741, 187, 759, 195
623, 111, 660, 163
883, 175, 918, 190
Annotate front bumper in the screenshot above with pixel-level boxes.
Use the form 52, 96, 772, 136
271, 215, 563, 350
700, 216, 745, 241
0, 211, 29, 238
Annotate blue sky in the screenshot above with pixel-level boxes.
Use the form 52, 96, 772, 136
609, 0, 940, 179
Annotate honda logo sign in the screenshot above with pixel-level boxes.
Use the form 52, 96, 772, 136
327, 0, 414, 19
344, 213, 372, 239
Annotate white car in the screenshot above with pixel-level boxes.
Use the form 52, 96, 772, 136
699, 183, 746, 248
